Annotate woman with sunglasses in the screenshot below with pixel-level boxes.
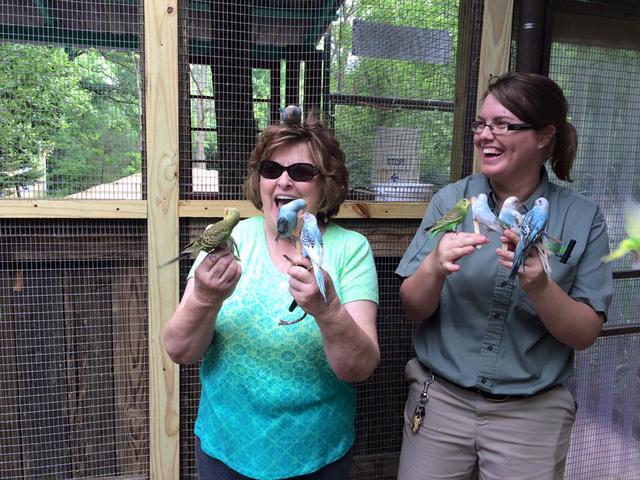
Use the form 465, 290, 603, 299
163, 111, 379, 479
395, 72, 612, 479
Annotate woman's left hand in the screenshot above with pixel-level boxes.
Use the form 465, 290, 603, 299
496, 229, 549, 292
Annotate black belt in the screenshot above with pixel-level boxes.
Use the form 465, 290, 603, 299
460, 385, 528, 402
435, 374, 557, 402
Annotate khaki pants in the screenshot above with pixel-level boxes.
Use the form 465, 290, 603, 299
397, 358, 576, 480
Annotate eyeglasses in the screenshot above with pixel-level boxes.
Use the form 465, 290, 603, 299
471, 120, 538, 135
258, 160, 320, 182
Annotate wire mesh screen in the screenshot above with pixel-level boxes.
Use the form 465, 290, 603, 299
549, 45, 640, 274
546, 1, 640, 476
180, 0, 460, 200
330, 1, 459, 201
0, 1, 143, 200
567, 334, 640, 478
0, 219, 149, 479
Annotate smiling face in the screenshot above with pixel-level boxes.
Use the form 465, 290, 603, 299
474, 93, 554, 192
260, 141, 322, 238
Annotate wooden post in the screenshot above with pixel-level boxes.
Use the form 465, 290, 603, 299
144, 0, 180, 479
473, 0, 514, 173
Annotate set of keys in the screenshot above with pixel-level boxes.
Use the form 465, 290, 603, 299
411, 373, 434, 433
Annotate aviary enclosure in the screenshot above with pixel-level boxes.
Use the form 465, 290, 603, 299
1, 0, 639, 478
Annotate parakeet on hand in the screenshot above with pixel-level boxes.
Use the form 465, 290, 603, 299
602, 199, 640, 265
472, 193, 502, 233
300, 212, 328, 303
509, 197, 549, 280
540, 232, 568, 258
276, 199, 307, 246
281, 105, 302, 126
424, 198, 471, 237
498, 196, 523, 231
161, 208, 241, 267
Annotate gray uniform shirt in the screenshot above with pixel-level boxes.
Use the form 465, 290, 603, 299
396, 169, 613, 395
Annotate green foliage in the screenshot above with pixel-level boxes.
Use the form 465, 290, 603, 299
0, 44, 141, 197
330, 0, 459, 189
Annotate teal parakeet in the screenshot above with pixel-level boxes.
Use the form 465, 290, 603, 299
161, 208, 241, 266
509, 197, 549, 280
498, 196, 522, 231
424, 198, 471, 237
602, 199, 640, 265
276, 199, 307, 246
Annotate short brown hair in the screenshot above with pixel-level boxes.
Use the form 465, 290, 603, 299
243, 113, 348, 220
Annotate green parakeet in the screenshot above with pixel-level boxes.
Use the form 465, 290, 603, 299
161, 207, 241, 266
424, 198, 471, 237
602, 200, 640, 265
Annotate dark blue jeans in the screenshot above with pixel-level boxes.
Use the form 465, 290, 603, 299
195, 437, 353, 480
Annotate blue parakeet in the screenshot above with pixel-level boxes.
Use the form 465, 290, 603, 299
281, 105, 302, 126
276, 198, 307, 245
602, 199, 640, 266
498, 196, 522, 231
300, 212, 328, 303
472, 193, 502, 233
509, 197, 549, 280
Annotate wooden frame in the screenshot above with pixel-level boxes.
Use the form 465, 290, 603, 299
472, 0, 514, 173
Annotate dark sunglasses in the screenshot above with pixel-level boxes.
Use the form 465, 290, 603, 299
258, 160, 320, 182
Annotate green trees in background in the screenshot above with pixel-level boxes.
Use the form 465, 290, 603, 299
330, 0, 459, 189
0, 44, 141, 198
0, 0, 461, 198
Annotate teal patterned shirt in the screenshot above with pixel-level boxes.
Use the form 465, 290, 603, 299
188, 216, 378, 479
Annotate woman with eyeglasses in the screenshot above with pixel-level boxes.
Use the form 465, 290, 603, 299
163, 111, 379, 480
395, 72, 612, 479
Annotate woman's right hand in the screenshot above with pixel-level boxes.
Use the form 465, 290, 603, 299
192, 244, 242, 307
427, 232, 489, 276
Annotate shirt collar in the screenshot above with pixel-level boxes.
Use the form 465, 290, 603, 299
485, 167, 550, 214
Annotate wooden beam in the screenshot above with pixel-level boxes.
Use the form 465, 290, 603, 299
0, 200, 146, 218
0, 200, 427, 220
144, 0, 180, 479
178, 201, 427, 219
473, 0, 514, 173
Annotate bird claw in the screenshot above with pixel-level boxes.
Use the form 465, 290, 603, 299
282, 254, 313, 271
278, 312, 308, 326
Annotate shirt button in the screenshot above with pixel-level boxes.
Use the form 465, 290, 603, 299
487, 345, 493, 351
480, 377, 487, 384
500, 281, 508, 287
492, 312, 500, 318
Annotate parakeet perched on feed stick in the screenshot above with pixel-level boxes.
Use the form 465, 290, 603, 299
423, 198, 471, 238
279, 212, 328, 327
276, 199, 307, 246
160, 208, 241, 267
498, 196, 522, 251
498, 196, 523, 231
472, 193, 502, 233
509, 197, 549, 280
602, 199, 640, 266
300, 212, 328, 303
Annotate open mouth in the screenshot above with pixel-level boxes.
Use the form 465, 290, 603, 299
483, 147, 504, 159
275, 196, 297, 210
